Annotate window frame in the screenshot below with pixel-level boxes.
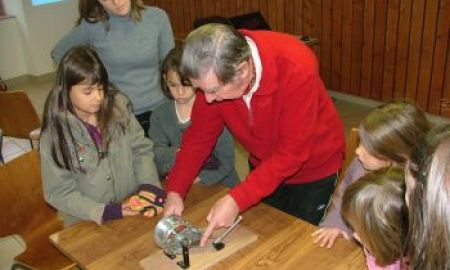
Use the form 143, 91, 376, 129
0, 1, 5, 17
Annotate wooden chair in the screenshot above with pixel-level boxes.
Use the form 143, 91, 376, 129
0, 76, 7, 91
338, 128, 359, 182
0, 90, 41, 162
0, 150, 76, 270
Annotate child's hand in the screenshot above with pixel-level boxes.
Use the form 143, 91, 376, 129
121, 185, 166, 218
122, 195, 151, 212
138, 190, 163, 206
311, 228, 350, 248
141, 204, 163, 218
121, 203, 142, 217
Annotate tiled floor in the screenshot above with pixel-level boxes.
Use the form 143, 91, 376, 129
2, 75, 373, 175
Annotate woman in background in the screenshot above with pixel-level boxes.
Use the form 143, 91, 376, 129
313, 100, 429, 248
52, 0, 174, 135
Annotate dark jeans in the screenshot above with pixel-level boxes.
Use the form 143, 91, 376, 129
262, 174, 337, 225
135, 111, 152, 138
249, 161, 337, 225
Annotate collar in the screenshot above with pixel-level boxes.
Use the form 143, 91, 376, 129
106, 10, 132, 22
242, 36, 262, 107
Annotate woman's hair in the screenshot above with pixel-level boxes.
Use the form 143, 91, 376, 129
160, 47, 192, 100
41, 46, 127, 171
180, 23, 251, 84
77, 0, 145, 25
342, 167, 407, 266
359, 100, 431, 166
406, 124, 450, 270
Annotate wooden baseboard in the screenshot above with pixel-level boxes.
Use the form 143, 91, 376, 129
5, 72, 56, 86
328, 90, 450, 124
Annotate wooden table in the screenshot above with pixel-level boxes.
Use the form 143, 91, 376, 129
50, 184, 366, 270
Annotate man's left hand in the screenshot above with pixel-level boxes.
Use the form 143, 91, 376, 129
200, 194, 240, 247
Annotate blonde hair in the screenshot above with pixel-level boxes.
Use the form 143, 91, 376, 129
342, 167, 406, 266
406, 125, 450, 269
359, 100, 430, 165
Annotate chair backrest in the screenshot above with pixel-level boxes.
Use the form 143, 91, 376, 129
193, 12, 271, 31
193, 15, 233, 29
341, 128, 359, 177
229, 12, 271, 30
0, 76, 7, 91
0, 150, 76, 270
0, 150, 56, 240
0, 90, 41, 138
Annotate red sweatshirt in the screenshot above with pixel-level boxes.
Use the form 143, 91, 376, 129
167, 30, 345, 211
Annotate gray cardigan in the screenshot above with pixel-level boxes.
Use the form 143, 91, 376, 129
149, 100, 239, 187
319, 158, 367, 235
51, 6, 174, 114
40, 94, 160, 225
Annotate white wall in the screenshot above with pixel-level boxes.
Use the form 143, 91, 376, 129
0, 17, 28, 79
0, 0, 78, 79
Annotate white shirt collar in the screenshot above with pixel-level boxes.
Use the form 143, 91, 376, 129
242, 36, 262, 108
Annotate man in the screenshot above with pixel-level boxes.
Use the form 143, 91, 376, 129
164, 24, 345, 246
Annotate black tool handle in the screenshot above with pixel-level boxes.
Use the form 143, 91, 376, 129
177, 239, 190, 269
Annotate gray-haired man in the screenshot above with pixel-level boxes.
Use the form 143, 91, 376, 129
164, 24, 345, 246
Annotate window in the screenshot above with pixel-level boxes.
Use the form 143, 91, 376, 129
31, 0, 65, 6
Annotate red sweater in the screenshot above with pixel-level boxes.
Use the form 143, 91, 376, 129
167, 30, 345, 211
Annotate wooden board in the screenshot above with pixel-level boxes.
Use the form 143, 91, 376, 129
140, 226, 257, 270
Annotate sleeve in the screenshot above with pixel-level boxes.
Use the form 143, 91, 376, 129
198, 127, 236, 184
102, 203, 123, 222
148, 110, 178, 176
319, 158, 361, 233
51, 21, 91, 63
129, 113, 161, 188
229, 60, 332, 211
166, 93, 224, 198
157, 10, 175, 64
40, 138, 106, 224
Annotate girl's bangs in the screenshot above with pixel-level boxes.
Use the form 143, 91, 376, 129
68, 60, 105, 87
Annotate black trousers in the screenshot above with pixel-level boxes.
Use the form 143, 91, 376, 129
262, 174, 337, 225
249, 161, 337, 225
135, 111, 152, 138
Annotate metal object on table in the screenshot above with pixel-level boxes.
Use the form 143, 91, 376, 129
212, 215, 243, 251
154, 215, 202, 268
0, 129, 4, 164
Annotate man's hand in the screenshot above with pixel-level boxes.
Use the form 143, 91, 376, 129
163, 192, 184, 217
311, 227, 350, 248
200, 194, 240, 247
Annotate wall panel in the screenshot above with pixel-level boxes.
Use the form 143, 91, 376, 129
382, 0, 399, 101
145, 0, 450, 117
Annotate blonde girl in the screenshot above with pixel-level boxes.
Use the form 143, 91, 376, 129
313, 100, 430, 248
405, 124, 450, 269
342, 167, 406, 270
